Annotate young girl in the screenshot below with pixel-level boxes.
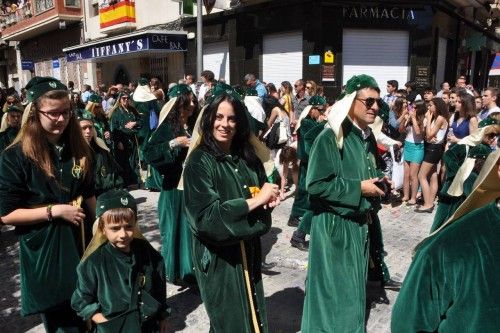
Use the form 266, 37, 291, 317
0, 76, 95, 332
72, 189, 169, 333
400, 100, 426, 205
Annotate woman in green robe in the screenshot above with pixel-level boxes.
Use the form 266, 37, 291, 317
0, 77, 96, 333
85, 94, 111, 145
143, 84, 197, 285
430, 115, 499, 232
109, 91, 141, 187
183, 86, 280, 332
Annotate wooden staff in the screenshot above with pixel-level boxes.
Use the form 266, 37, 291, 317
240, 240, 261, 333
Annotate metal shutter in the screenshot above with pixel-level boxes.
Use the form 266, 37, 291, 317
342, 29, 409, 90
203, 42, 230, 84
263, 31, 303, 86
436, 37, 447, 89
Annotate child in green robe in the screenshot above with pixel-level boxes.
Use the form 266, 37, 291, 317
71, 189, 169, 333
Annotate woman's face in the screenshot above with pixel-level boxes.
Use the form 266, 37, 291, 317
119, 95, 129, 108
212, 100, 237, 149
38, 97, 72, 139
428, 101, 436, 115
180, 94, 196, 124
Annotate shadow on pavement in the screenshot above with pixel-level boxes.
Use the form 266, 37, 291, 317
166, 287, 202, 332
266, 287, 304, 333
0, 227, 42, 332
261, 227, 282, 262
365, 283, 390, 327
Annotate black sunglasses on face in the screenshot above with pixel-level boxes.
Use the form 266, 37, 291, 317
356, 97, 383, 109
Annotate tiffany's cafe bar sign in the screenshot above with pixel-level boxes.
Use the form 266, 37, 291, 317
64, 31, 188, 62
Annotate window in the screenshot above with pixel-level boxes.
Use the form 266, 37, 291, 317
34, 0, 54, 14
65, 0, 81, 8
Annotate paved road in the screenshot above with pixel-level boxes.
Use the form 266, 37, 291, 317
0, 189, 433, 332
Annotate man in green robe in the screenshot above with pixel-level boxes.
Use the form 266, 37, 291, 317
392, 150, 500, 332
289, 95, 327, 251
0, 105, 22, 151
133, 78, 162, 190
430, 116, 499, 232
301, 75, 389, 333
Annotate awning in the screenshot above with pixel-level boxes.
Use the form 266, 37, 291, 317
63, 30, 187, 62
490, 53, 500, 76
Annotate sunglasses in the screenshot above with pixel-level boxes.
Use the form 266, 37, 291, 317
356, 97, 383, 109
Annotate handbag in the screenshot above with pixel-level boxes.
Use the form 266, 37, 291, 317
263, 110, 288, 149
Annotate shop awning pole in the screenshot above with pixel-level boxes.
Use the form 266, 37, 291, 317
197, 0, 203, 78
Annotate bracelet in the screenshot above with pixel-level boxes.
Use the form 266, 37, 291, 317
47, 204, 53, 222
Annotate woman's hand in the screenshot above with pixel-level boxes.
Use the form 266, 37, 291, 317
51, 205, 86, 226
125, 121, 137, 129
246, 183, 279, 211
91, 313, 108, 324
175, 136, 191, 148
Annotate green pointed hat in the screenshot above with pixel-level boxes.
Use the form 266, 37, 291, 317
309, 95, 327, 106
95, 189, 137, 219
327, 74, 379, 149
205, 82, 243, 105
75, 109, 94, 122
246, 88, 258, 97
167, 83, 192, 99
138, 77, 149, 86
6, 105, 23, 113
88, 94, 102, 104
26, 76, 67, 102
478, 115, 500, 128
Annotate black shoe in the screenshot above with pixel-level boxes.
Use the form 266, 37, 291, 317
383, 279, 402, 290
290, 238, 309, 251
287, 216, 300, 227
261, 261, 277, 270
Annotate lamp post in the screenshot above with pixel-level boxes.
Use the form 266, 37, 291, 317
197, 0, 203, 79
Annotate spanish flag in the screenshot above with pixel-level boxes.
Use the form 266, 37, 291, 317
99, 0, 136, 29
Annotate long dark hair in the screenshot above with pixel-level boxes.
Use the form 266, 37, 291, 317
393, 97, 407, 117
166, 92, 198, 136
200, 94, 260, 169
455, 91, 476, 121
431, 97, 449, 121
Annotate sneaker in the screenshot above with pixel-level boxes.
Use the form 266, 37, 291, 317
383, 279, 402, 290
290, 238, 309, 251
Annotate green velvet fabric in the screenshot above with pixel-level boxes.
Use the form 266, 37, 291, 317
135, 100, 159, 160
295, 118, 326, 234
143, 121, 194, 284
0, 143, 94, 315
183, 147, 271, 332
392, 200, 500, 332
0, 126, 18, 151
91, 141, 123, 196
430, 143, 493, 232
301, 120, 383, 333
92, 116, 110, 142
71, 239, 168, 332
110, 106, 140, 186
367, 211, 390, 283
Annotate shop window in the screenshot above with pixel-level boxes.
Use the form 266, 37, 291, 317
65, 0, 81, 8
34, 0, 54, 14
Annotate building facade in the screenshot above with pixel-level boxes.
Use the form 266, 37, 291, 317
183, 0, 500, 97
63, 0, 189, 90
0, 0, 83, 90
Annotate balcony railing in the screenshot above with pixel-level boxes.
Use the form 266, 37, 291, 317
0, 2, 34, 31
34, 0, 54, 15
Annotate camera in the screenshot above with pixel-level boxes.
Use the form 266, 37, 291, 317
374, 179, 391, 199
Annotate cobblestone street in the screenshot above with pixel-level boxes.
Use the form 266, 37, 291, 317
1, 189, 434, 333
